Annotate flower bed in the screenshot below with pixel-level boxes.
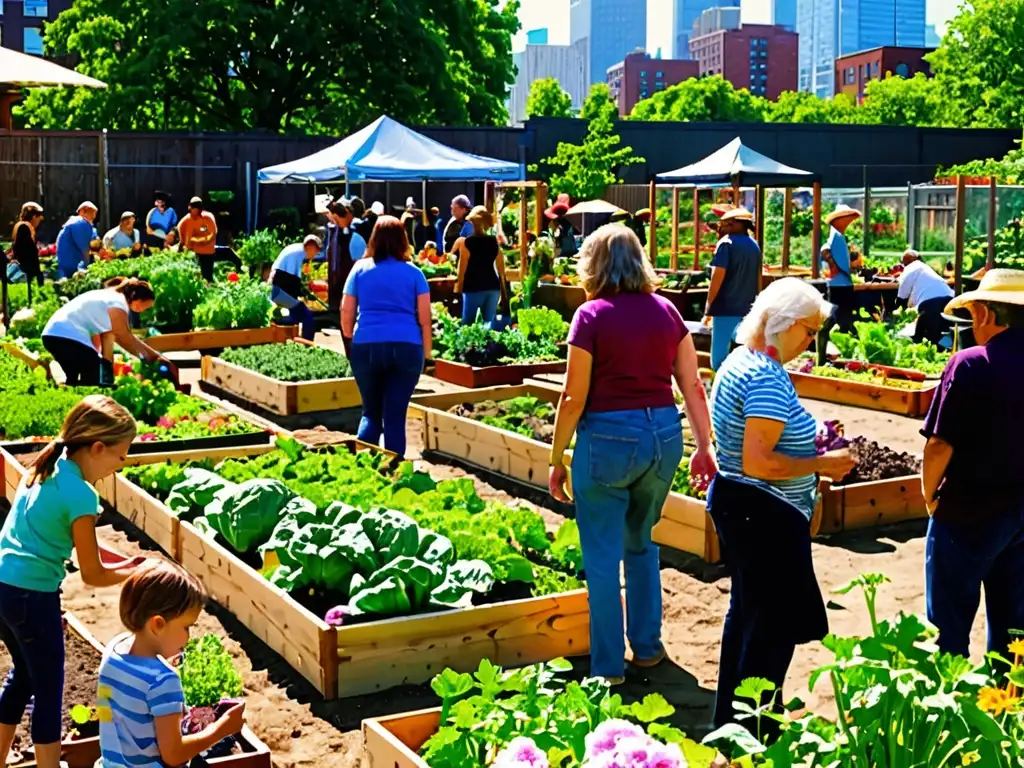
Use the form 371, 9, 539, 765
97, 439, 589, 698
200, 340, 360, 416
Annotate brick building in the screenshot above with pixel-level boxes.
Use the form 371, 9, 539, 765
1, 0, 70, 54
835, 46, 933, 102
607, 50, 699, 116
689, 23, 798, 100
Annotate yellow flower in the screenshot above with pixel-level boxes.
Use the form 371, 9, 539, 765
961, 751, 981, 765
1009, 638, 1024, 658
977, 687, 1021, 716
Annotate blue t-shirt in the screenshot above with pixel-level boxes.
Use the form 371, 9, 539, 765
0, 455, 100, 592
344, 256, 430, 346
56, 216, 97, 271
710, 347, 819, 518
272, 243, 306, 276
98, 633, 185, 768
822, 227, 852, 287
708, 234, 760, 317
146, 207, 178, 237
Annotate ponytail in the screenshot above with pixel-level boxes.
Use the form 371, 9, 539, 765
27, 395, 137, 486
105, 277, 155, 304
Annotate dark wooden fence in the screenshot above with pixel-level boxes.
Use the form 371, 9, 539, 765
1, 120, 1017, 242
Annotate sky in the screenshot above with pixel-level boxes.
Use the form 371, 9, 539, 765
513, 0, 960, 54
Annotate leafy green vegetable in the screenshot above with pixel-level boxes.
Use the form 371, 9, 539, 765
515, 306, 569, 344
199, 479, 299, 553
219, 343, 351, 381
236, 229, 286, 268
179, 635, 243, 709
193, 277, 272, 331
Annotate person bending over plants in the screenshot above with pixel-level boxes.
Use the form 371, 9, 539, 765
0, 396, 148, 768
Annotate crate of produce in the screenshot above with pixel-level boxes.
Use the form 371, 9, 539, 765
142, 324, 299, 353
115, 439, 591, 698
201, 339, 360, 416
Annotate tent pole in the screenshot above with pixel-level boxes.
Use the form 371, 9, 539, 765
756, 185, 765, 292
519, 191, 528, 283
731, 177, 740, 209
670, 187, 680, 271
862, 167, 871, 261
535, 183, 547, 237
954, 175, 966, 295
692, 188, 701, 271
782, 188, 792, 273
987, 177, 997, 270
344, 170, 350, 198
648, 179, 657, 263
811, 182, 822, 280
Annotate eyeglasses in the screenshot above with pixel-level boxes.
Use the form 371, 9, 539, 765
798, 322, 820, 340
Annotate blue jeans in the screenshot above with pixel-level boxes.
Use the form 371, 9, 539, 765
349, 341, 424, 456
462, 290, 501, 327
0, 583, 64, 744
926, 508, 1024, 659
271, 286, 316, 341
710, 315, 742, 370
571, 406, 683, 677
56, 260, 79, 280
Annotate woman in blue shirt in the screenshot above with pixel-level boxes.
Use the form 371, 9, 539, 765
144, 191, 178, 251
708, 278, 855, 738
0, 395, 146, 768
342, 215, 431, 456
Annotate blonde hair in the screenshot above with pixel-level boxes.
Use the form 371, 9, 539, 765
467, 205, 494, 235
577, 225, 657, 299
735, 277, 833, 350
27, 395, 137, 486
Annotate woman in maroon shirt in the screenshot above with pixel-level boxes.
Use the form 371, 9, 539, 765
548, 225, 716, 684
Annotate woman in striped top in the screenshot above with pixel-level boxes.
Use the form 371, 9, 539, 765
707, 278, 856, 736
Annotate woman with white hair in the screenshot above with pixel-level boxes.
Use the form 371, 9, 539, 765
548, 226, 716, 685
708, 277, 856, 734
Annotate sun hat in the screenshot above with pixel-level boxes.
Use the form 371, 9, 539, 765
370, 201, 385, 216
303, 234, 323, 250
825, 204, 861, 225
634, 207, 652, 223
609, 210, 632, 223
77, 201, 98, 212
720, 207, 754, 222
545, 193, 571, 219
944, 269, 1024, 314
188, 196, 204, 207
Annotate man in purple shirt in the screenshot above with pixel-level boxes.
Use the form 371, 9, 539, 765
921, 269, 1024, 659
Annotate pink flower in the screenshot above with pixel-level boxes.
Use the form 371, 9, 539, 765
584, 734, 683, 768
156, 416, 176, 429
324, 606, 349, 626
494, 737, 549, 768
139, 433, 158, 442
585, 720, 645, 759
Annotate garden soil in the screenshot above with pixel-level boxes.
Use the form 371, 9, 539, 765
24, 386, 987, 768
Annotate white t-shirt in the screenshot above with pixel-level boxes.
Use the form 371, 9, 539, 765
43, 289, 129, 348
270, 243, 306, 278
897, 260, 953, 308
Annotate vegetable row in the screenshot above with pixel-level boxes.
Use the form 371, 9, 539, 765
432, 304, 568, 367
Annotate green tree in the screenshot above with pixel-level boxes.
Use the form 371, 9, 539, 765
858, 73, 947, 126
525, 78, 573, 118
17, 0, 520, 132
766, 90, 858, 124
540, 84, 643, 201
925, 0, 1024, 128
628, 75, 767, 122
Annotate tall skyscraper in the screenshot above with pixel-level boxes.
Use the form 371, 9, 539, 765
570, 0, 647, 86
674, 0, 721, 59
771, 0, 797, 31
798, 0, 925, 98
509, 42, 587, 125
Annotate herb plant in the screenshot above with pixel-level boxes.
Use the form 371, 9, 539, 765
220, 343, 352, 381
193, 277, 272, 330
179, 635, 243, 709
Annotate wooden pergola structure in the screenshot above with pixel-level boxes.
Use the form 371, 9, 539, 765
487, 180, 548, 281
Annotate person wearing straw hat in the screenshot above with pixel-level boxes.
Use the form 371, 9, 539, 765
703, 207, 761, 370
101, 212, 143, 256
921, 268, 1024, 661
819, 204, 860, 334
55, 201, 100, 279
545, 193, 578, 259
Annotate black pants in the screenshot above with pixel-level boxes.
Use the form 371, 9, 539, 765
706, 475, 828, 739
198, 254, 216, 282
42, 335, 110, 386
816, 283, 857, 364
914, 297, 952, 345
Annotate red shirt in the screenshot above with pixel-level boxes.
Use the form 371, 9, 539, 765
568, 291, 686, 412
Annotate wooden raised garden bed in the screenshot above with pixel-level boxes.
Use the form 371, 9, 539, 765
143, 324, 298, 353
788, 370, 938, 417
201, 340, 360, 416
95, 443, 590, 699
362, 708, 440, 768
432, 358, 566, 389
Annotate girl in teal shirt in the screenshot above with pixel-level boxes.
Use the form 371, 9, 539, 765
0, 395, 146, 768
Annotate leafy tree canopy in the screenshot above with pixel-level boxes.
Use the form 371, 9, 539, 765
628, 75, 767, 122
525, 78, 573, 118
17, 0, 520, 132
766, 90, 857, 124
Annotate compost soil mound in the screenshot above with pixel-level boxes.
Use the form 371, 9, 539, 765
0, 626, 99, 763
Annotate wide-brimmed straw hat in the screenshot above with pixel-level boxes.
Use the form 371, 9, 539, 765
634, 208, 652, 223
720, 207, 754, 223
825, 204, 861, 225
944, 269, 1024, 314
545, 193, 571, 219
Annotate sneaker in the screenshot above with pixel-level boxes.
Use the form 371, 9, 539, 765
632, 647, 667, 668
600, 676, 626, 686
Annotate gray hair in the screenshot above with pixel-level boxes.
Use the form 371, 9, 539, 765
577, 225, 657, 298
736, 277, 833, 349
452, 195, 471, 210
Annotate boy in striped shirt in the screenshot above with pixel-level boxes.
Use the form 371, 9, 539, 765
97, 561, 245, 767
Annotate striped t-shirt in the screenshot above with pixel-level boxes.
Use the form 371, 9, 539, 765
710, 346, 819, 518
98, 633, 185, 768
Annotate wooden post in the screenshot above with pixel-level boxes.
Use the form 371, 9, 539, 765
811, 182, 822, 280
782, 188, 792, 273
534, 183, 547, 237
98, 132, 111, 233
862, 168, 871, 261
906, 182, 916, 249
484, 182, 494, 216
670, 187, 680, 271
731, 178, 741, 209
648, 179, 658, 263
953, 175, 967, 295
987, 176, 997, 270
756, 185, 766, 292
692, 188, 701, 270
518, 196, 528, 282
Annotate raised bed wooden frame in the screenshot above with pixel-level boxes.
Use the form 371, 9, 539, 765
788, 370, 938, 417
431, 359, 567, 389
201, 339, 360, 415
362, 708, 439, 768
142, 324, 298, 353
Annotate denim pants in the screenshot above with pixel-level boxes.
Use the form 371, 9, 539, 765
0, 583, 64, 744
349, 341, 424, 456
571, 406, 683, 678
710, 316, 742, 370
56, 260, 79, 280
926, 507, 1024, 659
461, 290, 501, 328
271, 286, 316, 341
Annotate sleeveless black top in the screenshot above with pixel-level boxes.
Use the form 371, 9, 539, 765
462, 235, 501, 293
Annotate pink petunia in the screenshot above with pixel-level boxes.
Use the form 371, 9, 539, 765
493, 737, 549, 768
584, 720, 645, 759
324, 606, 349, 626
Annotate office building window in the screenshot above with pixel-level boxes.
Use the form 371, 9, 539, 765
895, 62, 909, 77
750, 39, 758, 47
655, 70, 663, 77
873, 61, 879, 75
640, 70, 647, 77
760, 38, 767, 45
23, 26, 43, 54
23, 0, 47, 17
